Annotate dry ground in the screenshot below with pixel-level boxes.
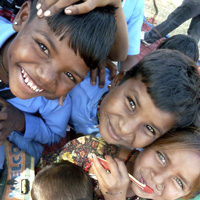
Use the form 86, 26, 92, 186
144, 0, 200, 50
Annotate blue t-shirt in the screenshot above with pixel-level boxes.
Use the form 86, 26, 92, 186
69, 69, 111, 137
0, 16, 71, 166
122, 0, 144, 55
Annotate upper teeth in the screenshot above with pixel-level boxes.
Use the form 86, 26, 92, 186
21, 68, 43, 92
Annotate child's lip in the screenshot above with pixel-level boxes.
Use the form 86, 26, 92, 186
21, 67, 43, 93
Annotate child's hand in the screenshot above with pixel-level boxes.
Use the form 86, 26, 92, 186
0, 98, 25, 145
36, 0, 121, 17
90, 58, 118, 88
92, 155, 129, 200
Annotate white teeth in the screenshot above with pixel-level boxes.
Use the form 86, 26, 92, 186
27, 82, 33, 87
25, 78, 29, 83
21, 67, 43, 93
32, 85, 37, 90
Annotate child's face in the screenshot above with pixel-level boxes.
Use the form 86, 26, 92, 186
7, 2, 89, 100
132, 147, 200, 200
99, 77, 176, 148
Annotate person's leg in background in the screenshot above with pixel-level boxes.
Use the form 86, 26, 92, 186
188, 14, 200, 44
143, 0, 200, 44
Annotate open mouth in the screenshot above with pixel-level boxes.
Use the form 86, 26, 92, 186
21, 68, 43, 92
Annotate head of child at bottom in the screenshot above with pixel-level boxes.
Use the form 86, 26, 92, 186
99, 49, 200, 148
9, 0, 116, 100
31, 160, 93, 200
130, 127, 200, 200
157, 34, 199, 62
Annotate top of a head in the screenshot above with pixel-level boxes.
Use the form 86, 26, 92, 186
146, 127, 200, 151
29, 0, 117, 69
157, 34, 199, 62
121, 49, 200, 128
31, 161, 93, 200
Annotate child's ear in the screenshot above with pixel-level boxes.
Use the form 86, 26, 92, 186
12, 1, 31, 32
108, 70, 126, 90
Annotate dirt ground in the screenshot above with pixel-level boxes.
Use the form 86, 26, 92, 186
144, 0, 200, 50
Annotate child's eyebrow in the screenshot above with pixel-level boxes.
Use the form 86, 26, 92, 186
132, 89, 162, 135
37, 30, 57, 52
72, 69, 86, 81
151, 122, 162, 135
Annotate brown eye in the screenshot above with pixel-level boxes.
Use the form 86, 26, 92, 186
38, 42, 49, 55
64, 72, 75, 83
146, 125, 155, 135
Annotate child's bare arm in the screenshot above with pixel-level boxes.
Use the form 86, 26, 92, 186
92, 155, 129, 200
107, 0, 128, 62
0, 98, 25, 145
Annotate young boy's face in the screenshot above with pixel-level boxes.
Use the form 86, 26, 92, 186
99, 77, 176, 148
7, 2, 89, 100
132, 146, 200, 200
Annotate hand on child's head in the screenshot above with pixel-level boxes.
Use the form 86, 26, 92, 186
36, 0, 121, 17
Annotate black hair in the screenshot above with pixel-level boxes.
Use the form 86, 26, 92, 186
31, 160, 93, 200
29, 0, 117, 69
121, 49, 200, 129
157, 34, 199, 62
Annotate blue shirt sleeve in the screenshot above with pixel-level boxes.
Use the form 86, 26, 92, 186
8, 132, 43, 165
123, 0, 144, 55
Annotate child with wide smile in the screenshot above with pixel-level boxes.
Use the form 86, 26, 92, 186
0, 0, 128, 167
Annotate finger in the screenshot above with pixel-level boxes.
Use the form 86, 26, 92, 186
36, 0, 58, 17
104, 155, 120, 176
43, 0, 78, 17
90, 69, 98, 86
112, 157, 129, 179
98, 66, 106, 88
106, 60, 118, 81
64, 1, 96, 15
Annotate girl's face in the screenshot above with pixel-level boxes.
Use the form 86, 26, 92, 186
131, 147, 200, 200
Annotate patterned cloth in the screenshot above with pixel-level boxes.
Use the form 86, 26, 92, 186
37, 135, 140, 200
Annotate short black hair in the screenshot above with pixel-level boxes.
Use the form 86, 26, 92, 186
157, 34, 199, 62
121, 49, 200, 129
29, 0, 117, 69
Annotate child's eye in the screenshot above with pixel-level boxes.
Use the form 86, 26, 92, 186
38, 42, 49, 55
128, 97, 136, 111
157, 151, 166, 165
64, 72, 76, 83
145, 125, 155, 135
174, 177, 183, 189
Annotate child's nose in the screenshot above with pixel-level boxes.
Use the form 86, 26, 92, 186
151, 171, 165, 194
119, 116, 141, 136
37, 63, 57, 86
